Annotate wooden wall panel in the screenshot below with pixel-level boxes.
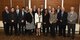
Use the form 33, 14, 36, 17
64, 0, 79, 13
0, 0, 10, 20
0, 0, 79, 20
47, 0, 61, 8
0, 0, 28, 20
64, 0, 79, 23
31, 0, 44, 8
12, 0, 25, 9
25, 0, 28, 6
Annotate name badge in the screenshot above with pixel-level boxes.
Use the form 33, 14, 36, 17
11, 20, 14, 22
21, 20, 24, 22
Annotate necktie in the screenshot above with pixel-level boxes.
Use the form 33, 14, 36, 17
16, 10, 19, 15
61, 12, 63, 17
22, 11, 24, 16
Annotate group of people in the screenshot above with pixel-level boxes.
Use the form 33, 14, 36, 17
2, 5, 77, 39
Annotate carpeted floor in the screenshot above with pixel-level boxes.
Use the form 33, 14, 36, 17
0, 29, 80, 40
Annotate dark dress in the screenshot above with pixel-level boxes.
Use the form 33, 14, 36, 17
43, 12, 50, 35
58, 11, 68, 37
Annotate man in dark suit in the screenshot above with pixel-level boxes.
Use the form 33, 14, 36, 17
19, 7, 26, 35
32, 5, 37, 33
56, 6, 61, 34
2, 6, 10, 35
40, 5, 45, 33
9, 7, 17, 35
57, 7, 67, 37
15, 5, 21, 35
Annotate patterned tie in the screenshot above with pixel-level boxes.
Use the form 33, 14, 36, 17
61, 12, 63, 17
22, 11, 24, 16
39, 16, 41, 22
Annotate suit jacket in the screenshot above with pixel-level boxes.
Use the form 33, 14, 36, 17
9, 12, 17, 23
15, 9, 21, 23
67, 12, 77, 24
2, 10, 10, 23
57, 11, 68, 25
19, 11, 26, 24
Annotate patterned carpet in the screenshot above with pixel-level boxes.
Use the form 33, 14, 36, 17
0, 29, 80, 40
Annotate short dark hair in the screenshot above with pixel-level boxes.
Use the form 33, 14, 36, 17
11, 7, 14, 8
22, 7, 25, 9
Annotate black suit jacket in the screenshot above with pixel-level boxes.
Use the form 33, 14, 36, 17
19, 11, 26, 24
57, 11, 68, 25
15, 10, 21, 23
9, 12, 17, 23
2, 10, 10, 23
